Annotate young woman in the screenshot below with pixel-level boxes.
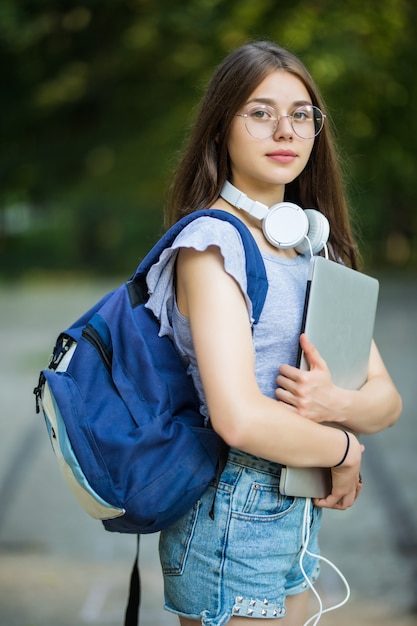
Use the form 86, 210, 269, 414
146, 41, 402, 626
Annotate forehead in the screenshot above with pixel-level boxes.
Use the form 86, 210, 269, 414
247, 70, 311, 105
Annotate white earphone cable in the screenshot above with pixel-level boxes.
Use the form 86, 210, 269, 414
304, 236, 329, 259
301, 498, 350, 626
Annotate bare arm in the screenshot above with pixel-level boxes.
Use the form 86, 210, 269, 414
276, 334, 402, 435
176, 245, 363, 509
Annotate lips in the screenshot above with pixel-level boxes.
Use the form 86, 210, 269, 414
266, 150, 297, 163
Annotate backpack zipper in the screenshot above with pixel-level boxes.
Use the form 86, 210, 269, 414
33, 334, 75, 412
82, 324, 112, 373
34, 372, 46, 413
47, 333, 75, 370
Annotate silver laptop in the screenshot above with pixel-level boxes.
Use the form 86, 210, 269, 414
279, 256, 379, 498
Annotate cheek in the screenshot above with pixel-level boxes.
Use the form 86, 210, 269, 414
300, 140, 315, 169
227, 133, 257, 173
227, 123, 247, 157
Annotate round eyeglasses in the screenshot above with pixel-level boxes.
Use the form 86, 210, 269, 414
236, 103, 326, 140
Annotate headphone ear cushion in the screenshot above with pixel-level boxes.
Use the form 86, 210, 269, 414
262, 202, 309, 248
295, 209, 330, 255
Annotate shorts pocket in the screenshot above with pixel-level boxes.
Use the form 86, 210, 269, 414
235, 478, 296, 521
159, 500, 200, 575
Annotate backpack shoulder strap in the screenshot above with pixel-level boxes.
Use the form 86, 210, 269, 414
133, 209, 268, 323
124, 211, 267, 626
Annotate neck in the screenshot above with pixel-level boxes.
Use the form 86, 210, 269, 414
229, 179, 285, 207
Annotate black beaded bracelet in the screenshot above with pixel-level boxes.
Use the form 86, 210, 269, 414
334, 430, 350, 467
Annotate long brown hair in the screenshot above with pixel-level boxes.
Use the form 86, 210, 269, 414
165, 41, 359, 269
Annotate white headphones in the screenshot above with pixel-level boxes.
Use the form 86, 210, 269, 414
220, 181, 330, 256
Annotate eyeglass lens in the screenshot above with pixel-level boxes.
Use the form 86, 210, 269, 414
243, 105, 324, 139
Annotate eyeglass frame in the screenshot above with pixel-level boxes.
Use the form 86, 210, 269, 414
235, 103, 326, 140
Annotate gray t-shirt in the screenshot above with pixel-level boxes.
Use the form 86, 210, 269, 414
146, 216, 310, 423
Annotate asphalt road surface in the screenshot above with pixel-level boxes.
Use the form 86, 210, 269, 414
0, 273, 416, 626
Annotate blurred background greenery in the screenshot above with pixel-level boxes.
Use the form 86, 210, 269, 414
1, 0, 416, 279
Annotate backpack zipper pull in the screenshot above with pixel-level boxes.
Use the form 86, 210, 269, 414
33, 372, 46, 414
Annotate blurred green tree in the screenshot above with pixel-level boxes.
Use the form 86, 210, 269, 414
0, 0, 415, 276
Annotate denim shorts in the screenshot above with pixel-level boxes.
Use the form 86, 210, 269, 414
159, 448, 322, 625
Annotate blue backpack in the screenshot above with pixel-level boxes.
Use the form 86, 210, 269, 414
34, 209, 268, 625
34, 209, 267, 533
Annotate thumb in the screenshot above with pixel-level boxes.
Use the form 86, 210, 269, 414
299, 333, 325, 369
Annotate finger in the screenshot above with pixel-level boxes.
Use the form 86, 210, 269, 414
277, 363, 300, 380
313, 494, 341, 509
276, 373, 299, 394
314, 490, 356, 510
299, 333, 326, 369
314, 498, 352, 510
274, 387, 297, 407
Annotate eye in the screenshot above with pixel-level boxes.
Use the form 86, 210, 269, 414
293, 106, 313, 122
248, 105, 275, 121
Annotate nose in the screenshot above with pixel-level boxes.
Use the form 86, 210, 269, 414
273, 115, 293, 139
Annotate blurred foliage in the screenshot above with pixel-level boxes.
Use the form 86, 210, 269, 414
1, 0, 416, 277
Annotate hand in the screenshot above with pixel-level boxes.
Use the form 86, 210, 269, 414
314, 433, 365, 510
314, 469, 363, 510
275, 333, 335, 423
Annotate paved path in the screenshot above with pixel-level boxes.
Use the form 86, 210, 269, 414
0, 275, 416, 625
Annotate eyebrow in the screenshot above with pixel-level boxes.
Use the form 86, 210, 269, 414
246, 97, 313, 107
